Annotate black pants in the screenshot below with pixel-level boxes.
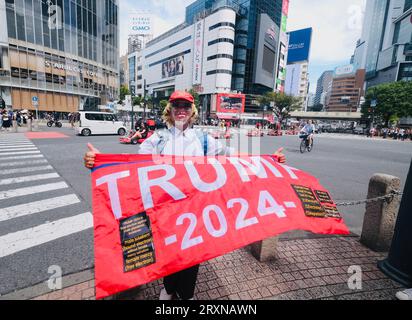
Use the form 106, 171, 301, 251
163, 264, 200, 300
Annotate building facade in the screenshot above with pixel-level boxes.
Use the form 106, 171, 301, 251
284, 62, 309, 110
326, 65, 365, 113
284, 27, 312, 111
130, 0, 285, 119
314, 70, 333, 108
353, 0, 412, 88
0, 0, 119, 113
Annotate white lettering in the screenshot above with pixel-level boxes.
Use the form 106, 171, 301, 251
184, 158, 227, 192
203, 205, 227, 238
228, 198, 258, 230
138, 165, 186, 210
278, 163, 300, 180
228, 157, 268, 182
348, 265, 363, 290
258, 190, 286, 218
96, 171, 130, 220
47, 265, 62, 290
177, 213, 204, 250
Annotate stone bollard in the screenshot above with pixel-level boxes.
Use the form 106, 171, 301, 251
250, 236, 279, 262
360, 174, 401, 252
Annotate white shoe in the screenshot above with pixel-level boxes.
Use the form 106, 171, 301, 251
159, 288, 173, 300
396, 288, 412, 300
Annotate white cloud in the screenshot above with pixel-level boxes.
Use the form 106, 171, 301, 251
287, 0, 366, 63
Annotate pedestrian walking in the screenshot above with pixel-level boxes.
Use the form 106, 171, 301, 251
84, 90, 286, 300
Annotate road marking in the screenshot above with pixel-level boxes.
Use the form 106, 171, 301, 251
0, 143, 35, 147
0, 159, 48, 168
0, 182, 68, 200
0, 142, 32, 145
0, 155, 44, 161
0, 212, 93, 258
0, 173, 60, 186
0, 194, 81, 222
0, 148, 38, 152
0, 151, 41, 156
0, 165, 53, 176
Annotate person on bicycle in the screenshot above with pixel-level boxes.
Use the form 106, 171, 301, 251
300, 120, 315, 147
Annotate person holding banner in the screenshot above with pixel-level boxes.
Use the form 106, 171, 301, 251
84, 91, 286, 300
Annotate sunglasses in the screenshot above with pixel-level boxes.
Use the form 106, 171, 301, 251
171, 101, 192, 110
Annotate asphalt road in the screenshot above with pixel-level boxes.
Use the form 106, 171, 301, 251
0, 126, 411, 295
36, 127, 411, 234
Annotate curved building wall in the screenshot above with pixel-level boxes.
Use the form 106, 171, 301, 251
0, 0, 119, 113
140, 7, 236, 98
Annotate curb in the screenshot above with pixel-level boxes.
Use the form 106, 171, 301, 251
0, 269, 94, 300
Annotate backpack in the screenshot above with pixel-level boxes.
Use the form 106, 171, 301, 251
155, 129, 208, 156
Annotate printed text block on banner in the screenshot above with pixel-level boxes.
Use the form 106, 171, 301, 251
91, 154, 349, 299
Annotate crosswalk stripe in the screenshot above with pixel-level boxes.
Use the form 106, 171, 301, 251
0, 141, 31, 144
0, 165, 53, 175
0, 148, 38, 152
0, 212, 93, 258
0, 145, 34, 148
0, 143, 35, 146
0, 173, 60, 186
0, 182, 68, 200
0, 151, 40, 156
0, 194, 81, 223
0, 159, 48, 168
0, 155, 44, 161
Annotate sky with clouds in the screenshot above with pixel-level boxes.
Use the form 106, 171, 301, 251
119, 0, 367, 92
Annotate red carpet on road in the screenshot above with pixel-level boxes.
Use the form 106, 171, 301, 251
25, 132, 70, 139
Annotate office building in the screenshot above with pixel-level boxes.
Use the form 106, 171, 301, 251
326, 65, 365, 112
352, 0, 412, 87
131, 0, 286, 120
0, 0, 119, 113
314, 70, 333, 107
284, 27, 312, 110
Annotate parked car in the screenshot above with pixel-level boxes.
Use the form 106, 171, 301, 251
76, 111, 127, 136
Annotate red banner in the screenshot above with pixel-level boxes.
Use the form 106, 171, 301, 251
91, 154, 349, 299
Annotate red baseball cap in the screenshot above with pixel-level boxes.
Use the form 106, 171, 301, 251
169, 91, 194, 104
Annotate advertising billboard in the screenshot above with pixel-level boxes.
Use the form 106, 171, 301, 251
193, 21, 204, 85
162, 55, 184, 79
216, 93, 246, 114
334, 64, 356, 77
129, 13, 153, 35
254, 14, 279, 88
287, 28, 312, 64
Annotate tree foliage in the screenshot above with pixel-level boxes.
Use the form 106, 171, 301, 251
362, 81, 412, 126
132, 96, 142, 106
258, 91, 302, 121
188, 88, 200, 112
119, 85, 130, 101
159, 99, 169, 115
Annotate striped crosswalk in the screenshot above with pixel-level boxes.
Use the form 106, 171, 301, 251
0, 134, 93, 262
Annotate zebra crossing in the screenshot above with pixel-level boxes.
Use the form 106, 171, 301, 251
0, 134, 94, 295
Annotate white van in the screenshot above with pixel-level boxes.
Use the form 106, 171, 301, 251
76, 111, 127, 136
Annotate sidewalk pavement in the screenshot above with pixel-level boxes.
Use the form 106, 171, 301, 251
5, 235, 403, 301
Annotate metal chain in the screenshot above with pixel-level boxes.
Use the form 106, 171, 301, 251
336, 190, 403, 207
